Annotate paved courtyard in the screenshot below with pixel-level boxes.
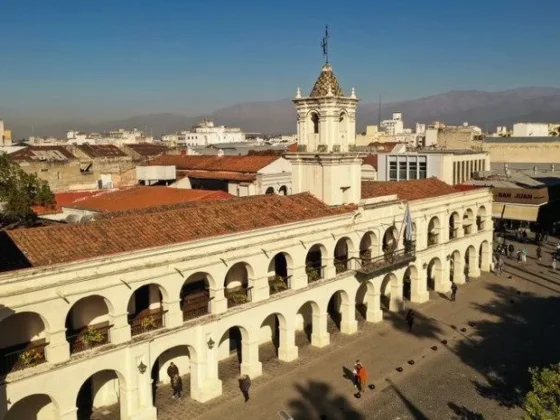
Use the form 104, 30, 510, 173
88, 236, 560, 420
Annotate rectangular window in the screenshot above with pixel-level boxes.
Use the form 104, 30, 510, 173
389, 161, 397, 181
453, 162, 457, 184
409, 161, 417, 179
399, 161, 407, 180
419, 162, 427, 179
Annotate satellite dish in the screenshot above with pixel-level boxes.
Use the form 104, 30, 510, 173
65, 214, 80, 223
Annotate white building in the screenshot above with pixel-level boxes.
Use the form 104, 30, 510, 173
162, 120, 245, 147
0, 59, 493, 420
512, 123, 549, 137
376, 150, 490, 185
66, 129, 154, 145
415, 123, 426, 135
380, 112, 405, 136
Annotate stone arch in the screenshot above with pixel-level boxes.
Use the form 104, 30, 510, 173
217, 325, 251, 378
305, 243, 327, 283
180, 272, 214, 321
338, 110, 348, 142
427, 216, 440, 246
427, 257, 442, 291
449, 211, 461, 239
257, 312, 289, 365
359, 231, 379, 262
380, 273, 399, 311
265, 187, 275, 194
76, 369, 127, 420
4, 393, 59, 420
327, 289, 351, 331
308, 111, 320, 134
0, 311, 49, 374
278, 185, 288, 195
268, 252, 293, 294
224, 261, 254, 308
450, 250, 462, 283
463, 208, 475, 235
150, 344, 198, 404
334, 236, 354, 274
127, 283, 169, 337
465, 245, 477, 278
383, 226, 398, 254
403, 265, 419, 301
295, 300, 320, 346
65, 295, 113, 355
477, 206, 487, 231
355, 280, 377, 322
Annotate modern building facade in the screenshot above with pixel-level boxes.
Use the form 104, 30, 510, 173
0, 61, 493, 420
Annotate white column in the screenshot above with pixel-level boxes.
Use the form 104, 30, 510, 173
454, 260, 466, 284
163, 299, 183, 328
290, 265, 309, 290
311, 312, 330, 348
209, 287, 227, 314
434, 266, 450, 293
480, 247, 491, 272
109, 312, 131, 344
250, 277, 269, 302
45, 329, 70, 364
469, 254, 481, 278
120, 387, 157, 420
389, 283, 402, 312
410, 270, 429, 304
324, 263, 336, 280
240, 339, 262, 378
366, 292, 383, 323
339, 301, 358, 334
190, 359, 222, 403
278, 321, 299, 362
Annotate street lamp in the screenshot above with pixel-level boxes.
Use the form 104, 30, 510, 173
138, 361, 147, 374
207, 337, 215, 350
422, 262, 428, 269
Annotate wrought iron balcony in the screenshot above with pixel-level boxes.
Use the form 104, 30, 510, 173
129, 308, 167, 337
354, 242, 416, 277
67, 322, 112, 354
0, 340, 48, 375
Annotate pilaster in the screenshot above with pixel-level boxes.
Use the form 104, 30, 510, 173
209, 287, 227, 314
389, 283, 403, 312
163, 299, 183, 328
290, 266, 309, 290
240, 340, 262, 378
278, 325, 299, 362
311, 312, 330, 348
190, 360, 222, 403
366, 292, 383, 323
109, 312, 132, 344
339, 302, 358, 334
45, 329, 70, 364
250, 277, 270, 302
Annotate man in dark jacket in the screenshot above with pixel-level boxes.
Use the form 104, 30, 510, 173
167, 362, 179, 382
171, 374, 182, 399
239, 374, 251, 402
450, 282, 458, 302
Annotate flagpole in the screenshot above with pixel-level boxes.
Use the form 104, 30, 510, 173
395, 204, 407, 253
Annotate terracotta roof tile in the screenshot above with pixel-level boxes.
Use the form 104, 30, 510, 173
1, 193, 353, 270
176, 169, 256, 182
309, 64, 344, 97
362, 178, 461, 201
362, 154, 378, 170
32, 191, 111, 215
10, 146, 76, 162
77, 145, 128, 158
147, 154, 279, 173
65, 186, 234, 213
125, 143, 168, 156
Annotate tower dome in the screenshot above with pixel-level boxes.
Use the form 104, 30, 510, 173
309, 64, 344, 97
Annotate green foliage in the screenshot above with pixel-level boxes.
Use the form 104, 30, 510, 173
0, 153, 55, 226
523, 363, 560, 420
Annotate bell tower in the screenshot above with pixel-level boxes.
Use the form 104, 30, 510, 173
285, 27, 363, 206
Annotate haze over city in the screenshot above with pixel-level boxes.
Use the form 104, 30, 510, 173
2, 0, 560, 127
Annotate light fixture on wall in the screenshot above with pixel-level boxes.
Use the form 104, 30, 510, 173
446, 255, 451, 261
422, 262, 428, 269
207, 337, 215, 350
138, 361, 147, 374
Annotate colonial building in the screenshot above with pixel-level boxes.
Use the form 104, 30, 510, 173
0, 61, 493, 420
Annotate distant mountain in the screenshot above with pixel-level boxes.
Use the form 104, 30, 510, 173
5, 87, 560, 138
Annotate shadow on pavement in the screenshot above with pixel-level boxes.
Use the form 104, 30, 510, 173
287, 380, 364, 420
448, 401, 485, 419
383, 309, 445, 340
456, 283, 560, 408
385, 378, 429, 420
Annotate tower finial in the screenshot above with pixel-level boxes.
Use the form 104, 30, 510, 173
321, 25, 330, 64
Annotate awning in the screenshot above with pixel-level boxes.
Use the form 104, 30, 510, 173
492, 203, 540, 222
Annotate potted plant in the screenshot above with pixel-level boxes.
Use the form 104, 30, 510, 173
18, 348, 40, 368
229, 290, 249, 305
269, 275, 288, 294
81, 326, 105, 349
141, 315, 157, 331
317, 144, 328, 153
306, 266, 321, 282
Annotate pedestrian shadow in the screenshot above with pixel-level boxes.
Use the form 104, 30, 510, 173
342, 366, 355, 385
448, 401, 485, 419
438, 292, 451, 301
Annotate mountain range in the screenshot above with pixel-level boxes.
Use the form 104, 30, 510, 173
5, 87, 560, 139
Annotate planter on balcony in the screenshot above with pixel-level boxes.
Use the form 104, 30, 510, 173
268, 275, 289, 295
225, 286, 249, 308
306, 265, 324, 283
68, 323, 111, 354
129, 308, 166, 337
0, 340, 48, 375
334, 259, 349, 274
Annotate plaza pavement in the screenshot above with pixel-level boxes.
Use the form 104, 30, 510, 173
90, 236, 560, 420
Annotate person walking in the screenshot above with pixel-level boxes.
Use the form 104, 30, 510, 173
498, 258, 504, 276
239, 374, 251, 402
353, 361, 368, 394
450, 282, 458, 302
508, 244, 515, 259
521, 248, 527, 264
406, 309, 415, 332
167, 362, 179, 383
537, 246, 542, 261
553, 259, 557, 272
171, 373, 182, 399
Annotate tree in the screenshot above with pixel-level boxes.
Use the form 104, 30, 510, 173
0, 153, 55, 227
523, 363, 560, 420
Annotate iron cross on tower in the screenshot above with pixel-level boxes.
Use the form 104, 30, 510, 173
321, 25, 330, 64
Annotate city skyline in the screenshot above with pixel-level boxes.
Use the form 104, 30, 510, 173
1, 0, 560, 123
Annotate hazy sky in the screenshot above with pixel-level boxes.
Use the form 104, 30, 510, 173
2, 0, 560, 121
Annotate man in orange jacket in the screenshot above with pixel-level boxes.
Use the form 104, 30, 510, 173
354, 361, 368, 394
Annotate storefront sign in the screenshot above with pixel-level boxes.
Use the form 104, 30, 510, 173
492, 187, 548, 205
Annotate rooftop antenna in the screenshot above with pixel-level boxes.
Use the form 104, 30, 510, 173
321, 25, 330, 64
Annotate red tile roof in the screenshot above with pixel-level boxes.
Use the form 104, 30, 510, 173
454, 184, 485, 192
65, 186, 234, 213
32, 191, 107, 215
77, 144, 128, 158
10, 146, 76, 162
146, 155, 279, 173
366, 142, 401, 153
362, 154, 378, 170
125, 143, 168, 157
176, 169, 256, 182
2, 193, 353, 269
362, 178, 461, 201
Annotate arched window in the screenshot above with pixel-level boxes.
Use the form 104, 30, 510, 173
311, 112, 319, 134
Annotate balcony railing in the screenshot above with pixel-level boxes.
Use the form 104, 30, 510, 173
354, 242, 416, 277
129, 308, 166, 337
225, 285, 250, 308
268, 275, 290, 295
428, 233, 439, 247
306, 265, 325, 283
182, 290, 211, 321
334, 258, 350, 274
0, 340, 48, 375
67, 323, 111, 355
